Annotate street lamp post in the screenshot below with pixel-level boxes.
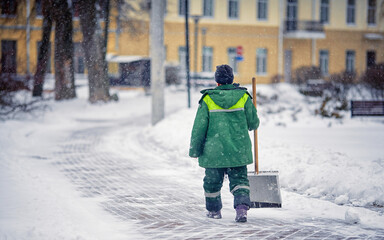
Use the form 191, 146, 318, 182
184, 0, 191, 108
201, 27, 207, 71
191, 15, 201, 84
202, 27, 207, 49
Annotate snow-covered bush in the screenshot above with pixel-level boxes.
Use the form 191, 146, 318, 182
0, 74, 48, 120
361, 63, 384, 99
314, 71, 356, 119
292, 66, 322, 85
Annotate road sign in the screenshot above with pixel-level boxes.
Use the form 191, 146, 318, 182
236, 46, 244, 61
236, 46, 243, 55
236, 55, 244, 61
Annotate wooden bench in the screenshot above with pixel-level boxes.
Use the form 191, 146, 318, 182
351, 101, 384, 117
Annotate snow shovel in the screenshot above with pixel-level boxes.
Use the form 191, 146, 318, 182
248, 77, 282, 208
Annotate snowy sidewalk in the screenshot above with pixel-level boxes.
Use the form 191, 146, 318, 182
53, 112, 384, 239
1, 86, 384, 239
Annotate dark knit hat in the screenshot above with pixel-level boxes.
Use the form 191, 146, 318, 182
215, 64, 234, 85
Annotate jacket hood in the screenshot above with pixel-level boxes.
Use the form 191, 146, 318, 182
200, 84, 250, 109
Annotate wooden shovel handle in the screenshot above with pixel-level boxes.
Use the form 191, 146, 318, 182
252, 77, 259, 174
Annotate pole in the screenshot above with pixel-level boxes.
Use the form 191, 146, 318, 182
26, 0, 31, 76
252, 77, 259, 174
193, 16, 200, 82
202, 28, 207, 49
185, 0, 191, 108
150, 0, 165, 125
311, 0, 317, 66
115, 2, 121, 52
202, 28, 206, 71
277, 0, 283, 77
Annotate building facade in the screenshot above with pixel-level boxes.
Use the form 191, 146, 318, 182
1, 0, 384, 84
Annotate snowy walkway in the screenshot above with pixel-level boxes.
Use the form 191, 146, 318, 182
54, 112, 384, 239
1, 86, 384, 239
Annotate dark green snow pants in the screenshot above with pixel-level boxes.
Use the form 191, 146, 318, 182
203, 166, 251, 212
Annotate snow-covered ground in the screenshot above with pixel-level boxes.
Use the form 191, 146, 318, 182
0, 81, 383, 239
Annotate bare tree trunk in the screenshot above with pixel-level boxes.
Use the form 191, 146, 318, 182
79, 0, 110, 103
52, 0, 76, 100
32, 0, 52, 97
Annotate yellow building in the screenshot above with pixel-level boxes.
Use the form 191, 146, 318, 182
1, 0, 384, 84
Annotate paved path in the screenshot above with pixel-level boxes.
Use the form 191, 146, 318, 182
53, 113, 384, 239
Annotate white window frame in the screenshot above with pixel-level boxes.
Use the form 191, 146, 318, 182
257, 0, 268, 21
319, 50, 329, 76
346, 50, 355, 73
227, 47, 238, 73
203, 0, 214, 17
228, 0, 239, 19
346, 0, 355, 25
320, 0, 329, 24
256, 48, 268, 75
202, 47, 213, 72
367, 0, 376, 26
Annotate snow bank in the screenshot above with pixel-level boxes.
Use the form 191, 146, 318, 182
147, 83, 384, 208
0, 88, 144, 240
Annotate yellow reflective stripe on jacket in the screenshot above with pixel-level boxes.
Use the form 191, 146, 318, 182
203, 93, 249, 112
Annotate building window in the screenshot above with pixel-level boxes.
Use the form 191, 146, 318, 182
202, 47, 213, 72
1, 40, 17, 74
179, 0, 189, 16
178, 46, 187, 72
319, 50, 329, 75
228, 0, 239, 19
367, 0, 376, 25
257, 0, 268, 20
1, 0, 17, 16
286, 0, 298, 31
37, 41, 51, 73
256, 48, 267, 75
346, 0, 355, 24
74, 43, 85, 74
203, 0, 214, 17
346, 50, 355, 73
367, 51, 376, 68
227, 47, 238, 73
320, 0, 329, 24
35, 0, 43, 17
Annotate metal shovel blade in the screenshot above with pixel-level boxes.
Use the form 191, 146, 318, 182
248, 171, 282, 208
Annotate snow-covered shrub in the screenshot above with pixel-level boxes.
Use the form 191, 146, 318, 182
361, 63, 384, 99
315, 95, 347, 119
326, 71, 356, 99
165, 64, 181, 85
0, 74, 48, 120
314, 71, 356, 118
292, 66, 322, 85
270, 74, 283, 84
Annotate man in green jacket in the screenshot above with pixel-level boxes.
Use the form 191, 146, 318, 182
189, 64, 260, 222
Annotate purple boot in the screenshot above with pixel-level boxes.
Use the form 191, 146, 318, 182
207, 211, 222, 219
235, 205, 248, 222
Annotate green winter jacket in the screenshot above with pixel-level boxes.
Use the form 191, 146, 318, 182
189, 84, 260, 168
